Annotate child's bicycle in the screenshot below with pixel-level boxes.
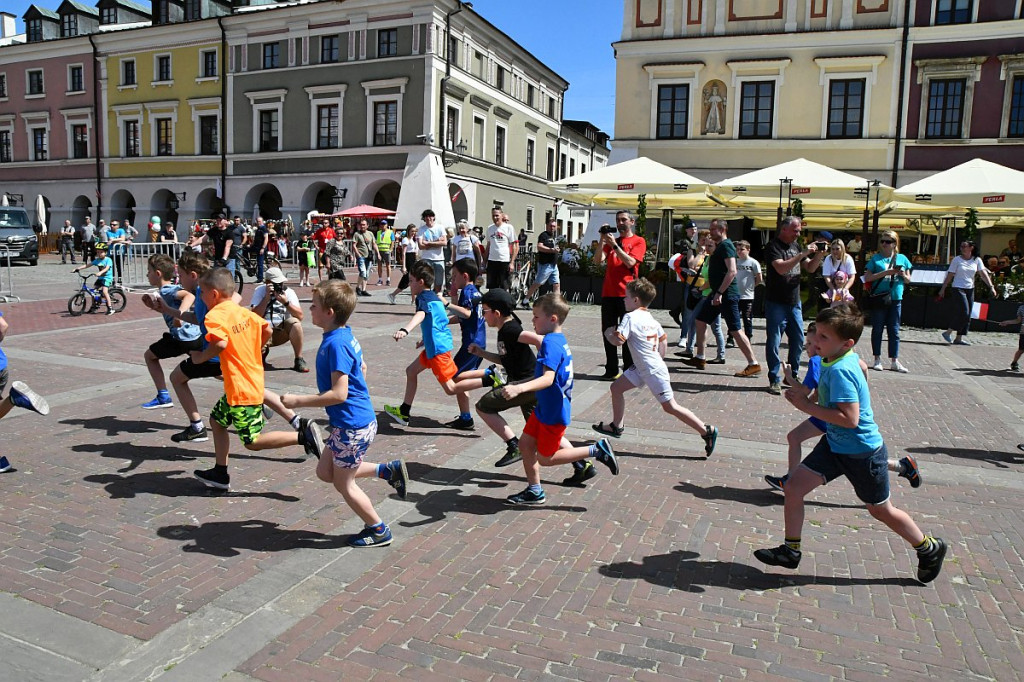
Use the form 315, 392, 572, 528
508, 255, 535, 308
67, 273, 127, 316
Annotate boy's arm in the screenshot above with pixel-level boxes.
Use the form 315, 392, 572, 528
658, 334, 668, 359
0, 315, 8, 341
260, 321, 272, 347
517, 330, 545, 348
468, 342, 501, 363
603, 326, 626, 347
447, 301, 472, 320
394, 310, 426, 340
176, 289, 196, 314
502, 367, 554, 399
999, 315, 1024, 326
283, 370, 348, 409
95, 263, 111, 277
190, 337, 227, 364
784, 390, 859, 429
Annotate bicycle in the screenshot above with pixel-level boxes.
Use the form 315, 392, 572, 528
67, 273, 127, 316
508, 255, 535, 307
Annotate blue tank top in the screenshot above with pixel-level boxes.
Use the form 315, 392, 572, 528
160, 284, 201, 342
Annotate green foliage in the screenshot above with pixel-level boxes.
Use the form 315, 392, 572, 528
964, 207, 980, 243
791, 199, 804, 219
636, 193, 647, 238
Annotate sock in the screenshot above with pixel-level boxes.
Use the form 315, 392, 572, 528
572, 460, 587, 471
399, 402, 411, 417
459, 412, 472, 421
376, 463, 392, 481
369, 521, 387, 533
157, 389, 170, 399
527, 483, 543, 494
506, 436, 518, 449
695, 354, 705, 360
190, 420, 205, 432
914, 537, 935, 554
784, 537, 801, 553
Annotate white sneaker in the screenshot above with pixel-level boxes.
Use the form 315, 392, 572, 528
891, 359, 909, 373
871, 358, 884, 371
676, 337, 686, 348
386, 292, 397, 305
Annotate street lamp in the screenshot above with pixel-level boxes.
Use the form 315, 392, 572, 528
443, 140, 468, 168
776, 177, 792, 229
331, 187, 348, 211
440, 1, 473, 169
167, 192, 186, 211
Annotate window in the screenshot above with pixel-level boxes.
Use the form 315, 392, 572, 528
1010, 77, 1024, 138
62, 13, 78, 37
495, 125, 506, 166
581, 164, 587, 174
259, 109, 279, 151
527, 84, 535, 108
157, 55, 172, 82
473, 51, 484, 78
28, 70, 44, 95
496, 67, 505, 92
317, 104, 339, 149
546, 147, 555, 180
0, 131, 11, 163
374, 101, 398, 146
548, 97, 557, 119
184, 0, 201, 21
827, 79, 865, 138
263, 43, 280, 70
202, 50, 218, 78
656, 84, 689, 139
32, 128, 48, 161
739, 81, 774, 139
526, 207, 534, 233
122, 60, 136, 86
569, 158, 575, 176
926, 78, 965, 138
200, 115, 219, 155
27, 19, 42, 42
72, 124, 88, 159
449, 36, 460, 68
473, 116, 485, 156
559, 153, 567, 179
124, 120, 140, 157
378, 29, 397, 58
68, 65, 84, 92
155, 0, 169, 24
0, 74, 6, 98
526, 138, 535, 174
935, 0, 972, 25
156, 118, 173, 156
445, 106, 459, 150
321, 36, 339, 63
101, 6, 116, 24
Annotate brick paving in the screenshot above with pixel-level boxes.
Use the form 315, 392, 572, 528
0, 256, 1023, 680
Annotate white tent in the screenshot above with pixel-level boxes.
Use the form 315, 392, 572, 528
547, 157, 717, 210
892, 158, 1024, 214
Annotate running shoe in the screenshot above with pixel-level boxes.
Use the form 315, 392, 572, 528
8, 382, 50, 415
891, 360, 909, 374
754, 544, 801, 569
505, 487, 546, 505
0, 456, 11, 473
764, 474, 788, 492
141, 394, 174, 410
384, 459, 408, 499
300, 418, 323, 459
171, 425, 209, 443
593, 439, 619, 475
561, 461, 597, 486
494, 443, 522, 468
193, 467, 230, 490
386, 292, 397, 305
348, 524, 393, 547
941, 331, 953, 345
445, 416, 475, 431
293, 357, 310, 373
383, 405, 409, 428
702, 425, 719, 458
917, 537, 947, 584
898, 455, 921, 488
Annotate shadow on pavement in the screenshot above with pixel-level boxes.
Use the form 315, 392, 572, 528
62, 415, 179, 437
906, 445, 1023, 469
670, 378, 767, 394
674, 481, 858, 509
599, 550, 919, 592
156, 519, 346, 557
406, 462, 521, 488
84, 470, 300, 502
953, 368, 1016, 378
72, 441, 305, 472
398, 488, 586, 529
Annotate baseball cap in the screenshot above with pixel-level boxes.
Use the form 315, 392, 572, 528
264, 267, 287, 284
378, 219, 389, 225
481, 288, 516, 317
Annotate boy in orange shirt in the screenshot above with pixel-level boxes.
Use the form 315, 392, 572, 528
189, 267, 322, 490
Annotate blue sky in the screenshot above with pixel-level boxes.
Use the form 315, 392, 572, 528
3, 0, 621, 135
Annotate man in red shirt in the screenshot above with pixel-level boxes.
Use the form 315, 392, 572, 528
593, 210, 646, 379
313, 220, 336, 282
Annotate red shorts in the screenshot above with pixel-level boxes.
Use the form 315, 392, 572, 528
419, 350, 457, 385
522, 413, 567, 457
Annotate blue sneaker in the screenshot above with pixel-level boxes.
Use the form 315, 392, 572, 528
0, 456, 11, 473
384, 459, 408, 499
593, 439, 619, 475
141, 394, 174, 410
8, 382, 49, 415
702, 425, 719, 458
505, 487, 546, 505
348, 524, 393, 547
941, 331, 953, 345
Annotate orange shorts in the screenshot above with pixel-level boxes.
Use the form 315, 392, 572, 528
419, 350, 457, 385
522, 413, 567, 457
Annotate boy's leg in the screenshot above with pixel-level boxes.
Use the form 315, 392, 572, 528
243, 429, 299, 451
661, 398, 705, 434
170, 364, 202, 422
866, 501, 925, 546
211, 420, 231, 466
403, 357, 426, 405
333, 464, 384, 526
520, 434, 541, 485
786, 420, 824, 473
144, 349, 167, 392
782, 465, 822, 540
609, 375, 634, 427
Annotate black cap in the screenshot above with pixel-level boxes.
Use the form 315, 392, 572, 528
481, 288, 516, 317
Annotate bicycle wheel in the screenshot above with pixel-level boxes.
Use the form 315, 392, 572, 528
67, 292, 88, 316
109, 289, 128, 313
234, 268, 245, 295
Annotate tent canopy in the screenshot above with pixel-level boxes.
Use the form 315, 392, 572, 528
331, 204, 397, 218
548, 156, 718, 210
891, 158, 1024, 213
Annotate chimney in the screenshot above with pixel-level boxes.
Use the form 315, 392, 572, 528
1, 13, 16, 39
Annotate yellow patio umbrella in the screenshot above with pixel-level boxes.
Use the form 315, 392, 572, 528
547, 156, 718, 210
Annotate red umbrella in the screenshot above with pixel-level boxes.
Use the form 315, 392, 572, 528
331, 204, 396, 218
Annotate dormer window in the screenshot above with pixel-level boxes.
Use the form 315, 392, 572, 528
27, 19, 43, 42
61, 13, 77, 37
184, 0, 201, 21
155, 0, 170, 24
101, 6, 116, 24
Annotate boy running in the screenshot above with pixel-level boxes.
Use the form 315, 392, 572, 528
755, 305, 947, 584
998, 303, 1024, 371
444, 258, 486, 430
72, 242, 115, 315
140, 254, 202, 409
503, 293, 619, 506
281, 280, 408, 547
593, 278, 719, 457
0, 309, 50, 473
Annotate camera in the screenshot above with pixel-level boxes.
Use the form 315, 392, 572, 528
272, 282, 287, 294
599, 224, 618, 235
815, 241, 829, 251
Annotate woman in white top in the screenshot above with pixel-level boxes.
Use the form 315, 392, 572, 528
450, 220, 483, 269
821, 239, 856, 294
387, 224, 420, 304
938, 240, 997, 345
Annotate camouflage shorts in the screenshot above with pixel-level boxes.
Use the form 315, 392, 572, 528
211, 395, 265, 445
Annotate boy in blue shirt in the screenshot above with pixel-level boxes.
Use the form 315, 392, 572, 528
444, 258, 486, 430
282, 280, 408, 547
755, 305, 947, 584
72, 242, 114, 315
502, 293, 619, 505
384, 261, 464, 429
0, 309, 51, 473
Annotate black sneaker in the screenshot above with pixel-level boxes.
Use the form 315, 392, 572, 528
917, 537, 947, 584
561, 461, 597, 486
172, 425, 209, 443
707, 357, 726, 365
764, 474, 788, 492
299, 418, 323, 459
494, 444, 522, 468
445, 416, 475, 431
754, 544, 801, 569
593, 439, 619, 475
293, 357, 310, 373
505, 487, 546, 505
384, 459, 408, 499
193, 467, 230, 490
702, 425, 718, 458
898, 455, 921, 489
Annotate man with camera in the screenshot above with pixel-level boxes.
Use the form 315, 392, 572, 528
250, 267, 310, 373
764, 216, 826, 395
594, 210, 647, 380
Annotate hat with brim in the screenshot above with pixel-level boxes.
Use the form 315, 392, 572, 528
264, 267, 287, 284
481, 288, 516, 317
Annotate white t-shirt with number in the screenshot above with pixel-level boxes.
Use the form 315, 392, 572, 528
616, 308, 668, 379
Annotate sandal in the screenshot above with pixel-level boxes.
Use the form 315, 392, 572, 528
592, 421, 624, 438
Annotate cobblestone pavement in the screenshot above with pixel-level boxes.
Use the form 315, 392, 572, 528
1, 257, 1022, 681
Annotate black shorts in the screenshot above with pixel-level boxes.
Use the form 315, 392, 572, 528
1018, 334, 1024, 352
696, 295, 743, 333
150, 333, 204, 360
177, 357, 223, 380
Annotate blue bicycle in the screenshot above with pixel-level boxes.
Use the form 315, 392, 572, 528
67, 273, 127, 316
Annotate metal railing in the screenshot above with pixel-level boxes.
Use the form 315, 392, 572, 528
0, 251, 19, 302
118, 241, 185, 290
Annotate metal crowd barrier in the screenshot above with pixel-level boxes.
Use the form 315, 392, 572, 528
0, 251, 19, 302
118, 241, 184, 291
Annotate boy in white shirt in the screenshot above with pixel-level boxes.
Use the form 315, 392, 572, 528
592, 278, 719, 457
735, 240, 763, 342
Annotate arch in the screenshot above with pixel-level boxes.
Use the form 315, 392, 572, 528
361, 179, 401, 211
194, 187, 224, 220
150, 188, 179, 231
109, 189, 137, 228
301, 181, 337, 215
244, 183, 283, 221
448, 182, 468, 224
71, 195, 93, 228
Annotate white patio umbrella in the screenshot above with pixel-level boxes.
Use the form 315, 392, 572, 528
35, 194, 47, 233
0, 194, 8, 206
712, 158, 893, 213
547, 156, 717, 210
891, 158, 1024, 215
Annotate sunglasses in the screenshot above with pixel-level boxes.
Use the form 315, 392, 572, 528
880, 240, 895, 244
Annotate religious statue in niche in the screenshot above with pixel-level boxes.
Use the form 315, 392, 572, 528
702, 80, 727, 135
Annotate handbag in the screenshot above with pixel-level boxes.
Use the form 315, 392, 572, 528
868, 255, 895, 307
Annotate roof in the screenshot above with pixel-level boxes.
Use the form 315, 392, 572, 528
24, 5, 60, 21
116, 0, 152, 14
60, 1, 100, 17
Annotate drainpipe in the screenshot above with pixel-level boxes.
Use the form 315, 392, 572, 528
89, 33, 103, 221
890, 0, 912, 188
440, 2, 469, 167
218, 16, 228, 215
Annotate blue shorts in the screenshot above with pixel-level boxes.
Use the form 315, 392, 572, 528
809, 416, 827, 432
326, 420, 377, 469
533, 262, 560, 286
801, 436, 890, 505
454, 346, 483, 377
696, 295, 743, 333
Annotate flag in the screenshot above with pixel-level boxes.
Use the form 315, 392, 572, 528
451, 188, 462, 203
971, 302, 989, 320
